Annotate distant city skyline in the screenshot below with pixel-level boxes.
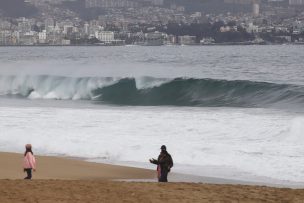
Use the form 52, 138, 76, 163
0, 0, 303, 46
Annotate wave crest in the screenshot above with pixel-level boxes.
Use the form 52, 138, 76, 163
1, 75, 304, 108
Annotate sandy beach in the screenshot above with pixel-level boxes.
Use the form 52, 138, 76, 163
1, 152, 304, 202
0, 152, 155, 180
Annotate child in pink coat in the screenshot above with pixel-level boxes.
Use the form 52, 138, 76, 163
23, 144, 36, 179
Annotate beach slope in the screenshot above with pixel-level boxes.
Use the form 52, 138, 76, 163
1, 152, 304, 202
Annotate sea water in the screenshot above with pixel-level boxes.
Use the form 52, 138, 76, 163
0, 46, 304, 184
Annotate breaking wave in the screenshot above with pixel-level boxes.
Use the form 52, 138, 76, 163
1, 75, 304, 108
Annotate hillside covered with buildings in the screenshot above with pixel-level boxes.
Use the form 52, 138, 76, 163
0, 0, 304, 45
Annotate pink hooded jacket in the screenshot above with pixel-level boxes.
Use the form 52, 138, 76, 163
23, 152, 36, 169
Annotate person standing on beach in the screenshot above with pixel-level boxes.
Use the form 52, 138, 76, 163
149, 145, 173, 182
23, 144, 36, 179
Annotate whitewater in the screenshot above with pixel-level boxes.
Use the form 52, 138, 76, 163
0, 46, 304, 185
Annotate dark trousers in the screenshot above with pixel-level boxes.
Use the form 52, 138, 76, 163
158, 169, 168, 182
24, 168, 32, 179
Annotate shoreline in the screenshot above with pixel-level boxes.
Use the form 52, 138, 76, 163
1, 152, 304, 202
0, 43, 302, 47
1, 152, 304, 189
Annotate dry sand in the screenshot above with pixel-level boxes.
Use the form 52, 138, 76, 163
0, 152, 155, 180
1, 152, 304, 203
1, 180, 304, 203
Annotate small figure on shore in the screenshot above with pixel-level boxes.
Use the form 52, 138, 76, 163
23, 144, 36, 179
149, 145, 173, 182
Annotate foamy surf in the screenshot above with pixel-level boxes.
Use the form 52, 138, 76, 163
0, 104, 304, 183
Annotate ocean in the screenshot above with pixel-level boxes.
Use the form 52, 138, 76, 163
0, 45, 304, 184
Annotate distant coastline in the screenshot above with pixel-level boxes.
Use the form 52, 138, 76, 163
0, 42, 303, 47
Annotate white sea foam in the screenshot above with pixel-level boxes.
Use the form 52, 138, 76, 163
0, 75, 172, 100
0, 104, 303, 183
134, 77, 170, 89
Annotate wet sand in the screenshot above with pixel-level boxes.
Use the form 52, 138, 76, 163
1, 152, 304, 202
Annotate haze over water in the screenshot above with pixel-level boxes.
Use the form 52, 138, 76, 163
0, 45, 304, 185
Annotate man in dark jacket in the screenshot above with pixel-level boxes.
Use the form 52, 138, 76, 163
149, 145, 173, 182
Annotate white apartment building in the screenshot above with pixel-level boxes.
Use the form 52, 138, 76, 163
38, 30, 47, 44
253, 3, 260, 17
95, 31, 114, 42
